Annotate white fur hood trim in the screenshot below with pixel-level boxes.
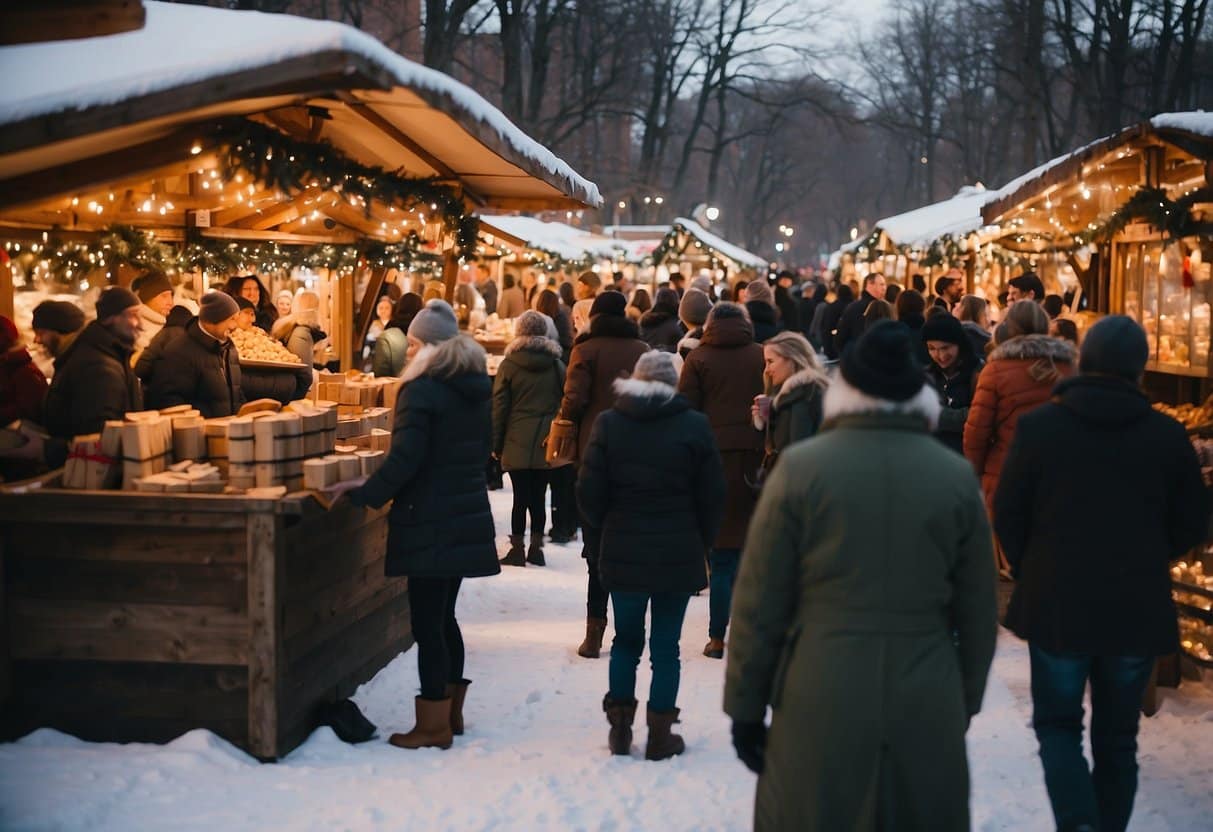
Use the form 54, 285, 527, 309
400, 334, 486, 383
774, 368, 824, 408
505, 334, 563, 358
612, 376, 678, 401
821, 375, 941, 431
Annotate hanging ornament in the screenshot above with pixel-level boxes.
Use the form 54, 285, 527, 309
1183, 255, 1194, 289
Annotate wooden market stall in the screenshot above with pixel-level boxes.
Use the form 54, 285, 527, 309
982, 112, 1213, 684
652, 217, 767, 289
0, 0, 599, 759
835, 185, 1002, 293
981, 113, 1213, 398
478, 214, 623, 289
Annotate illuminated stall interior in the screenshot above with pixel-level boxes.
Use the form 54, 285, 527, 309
652, 217, 767, 289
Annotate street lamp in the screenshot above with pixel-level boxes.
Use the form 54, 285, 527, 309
705, 206, 720, 222
775, 242, 785, 253
849, 226, 859, 240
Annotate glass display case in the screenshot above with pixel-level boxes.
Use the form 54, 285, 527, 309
1116, 235, 1213, 375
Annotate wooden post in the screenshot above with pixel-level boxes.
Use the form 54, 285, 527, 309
441, 251, 460, 304
335, 269, 355, 372
352, 267, 388, 363
0, 259, 14, 320
245, 510, 283, 760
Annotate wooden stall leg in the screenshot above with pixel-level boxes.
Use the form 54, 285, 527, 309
246, 511, 284, 761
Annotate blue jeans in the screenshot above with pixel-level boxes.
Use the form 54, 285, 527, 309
608, 591, 691, 712
708, 548, 740, 640
1029, 645, 1154, 832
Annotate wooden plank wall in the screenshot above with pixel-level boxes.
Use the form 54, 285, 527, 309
1, 511, 251, 748
276, 501, 412, 755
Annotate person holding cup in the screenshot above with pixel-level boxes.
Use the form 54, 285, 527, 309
751, 332, 829, 482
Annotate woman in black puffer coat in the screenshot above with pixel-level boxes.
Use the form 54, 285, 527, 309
578, 351, 725, 762
348, 300, 499, 752
639, 287, 685, 352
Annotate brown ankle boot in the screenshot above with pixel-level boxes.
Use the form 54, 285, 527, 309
603, 694, 637, 755
500, 535, 526, 567
446, 680, 470, 736
577, 617, 607, 658
388, 697, 453, 750
703, 638, 725, 659
644, 706, 685, 761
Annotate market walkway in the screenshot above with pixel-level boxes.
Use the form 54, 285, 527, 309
2, 487, 1211, 830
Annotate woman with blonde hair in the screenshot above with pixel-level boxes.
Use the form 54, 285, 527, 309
751, 332, 828, 479
271, 290, 325, 367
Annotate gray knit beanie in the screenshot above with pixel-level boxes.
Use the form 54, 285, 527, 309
631, 351, 679, 387
515, 309, 550, 339
199, 291, 240, 324
408, 299, 460, 344
679, 288, 713, 327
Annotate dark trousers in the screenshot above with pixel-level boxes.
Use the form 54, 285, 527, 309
507, 468, 549, 537
408, 576, 465, 700
581, 521, 608, 620
609, 591, 692, 712
708, 548, 741, 639
1029, 644, 1154, 832
549, 464, 577, 534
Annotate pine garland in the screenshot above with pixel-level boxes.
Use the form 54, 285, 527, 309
214, 120, 480, 256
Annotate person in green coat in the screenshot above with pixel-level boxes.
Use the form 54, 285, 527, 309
372, 293, 423, 377
492, 310, 567, 567
725, 320, 998, 832
750, 331, 827, 482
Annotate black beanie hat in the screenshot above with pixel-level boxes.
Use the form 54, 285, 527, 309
841, 320, 925, 401
95, 286, 140, 320
590, 291, 627, 318
32, 300, 86, 334
920, 313, 966, 347
1080, 315, 1147, 382
235, 296, 256, 312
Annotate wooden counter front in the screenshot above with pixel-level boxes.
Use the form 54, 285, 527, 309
0, 486, 409, 760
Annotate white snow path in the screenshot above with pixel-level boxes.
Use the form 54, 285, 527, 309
2, 487, 1212, 831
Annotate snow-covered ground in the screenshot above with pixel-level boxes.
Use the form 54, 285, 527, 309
2, 487, 1212, 831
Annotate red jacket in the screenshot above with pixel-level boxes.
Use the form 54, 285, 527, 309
964, 334, 1076, 510
0, 347, 48, 425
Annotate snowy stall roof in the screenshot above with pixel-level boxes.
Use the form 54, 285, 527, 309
479, 215, 623, 263
660, 218, 768, 270
838, 186, 996, 259
0, 1, 600, 211
982, 112, 1213, 227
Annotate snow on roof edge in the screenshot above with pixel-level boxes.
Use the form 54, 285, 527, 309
0, 1, 601, 207
669, 217, 767, 269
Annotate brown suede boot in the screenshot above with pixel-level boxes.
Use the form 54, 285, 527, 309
500, 535, 526, 567
603, 694, 637, 755
703, 638, 725, 659
577, 617, 607, 658
388, 697, 453, 750
447, 680, 470, 736
644, 706, 685, 761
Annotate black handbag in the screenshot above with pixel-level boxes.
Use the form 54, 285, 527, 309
486, 454, 504, 490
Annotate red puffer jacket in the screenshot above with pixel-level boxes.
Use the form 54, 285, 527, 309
964, 334, 1076, 511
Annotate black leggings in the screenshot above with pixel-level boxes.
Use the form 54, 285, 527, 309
408, 576, 465, 700
508, 468, 550, 537
549, 464, 577, 534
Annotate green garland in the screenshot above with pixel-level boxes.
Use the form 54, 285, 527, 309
1071, 186, 1209, 247
14, 225, 441, 283
215, 120, 480, 256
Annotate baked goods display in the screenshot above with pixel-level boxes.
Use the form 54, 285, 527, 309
231, 325, 304, 365
1172, 558, 1213, 667
1153, 397, 1213, 430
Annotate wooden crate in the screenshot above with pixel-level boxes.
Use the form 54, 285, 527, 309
0, 481, 409, 760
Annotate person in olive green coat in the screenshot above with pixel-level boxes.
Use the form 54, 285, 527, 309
750, 331, 827, 481
372, 293, 423, 377
492, 310, 567, 567
725, 321, 998, 832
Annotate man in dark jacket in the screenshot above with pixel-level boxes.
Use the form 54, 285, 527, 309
134, 304, 192, 383
44, 287, 143, 441
579, 351, 725, 761
994, 316, 1209, 832
560, 290, 650, 659
832, 272, 885, 357
1006, 271, 1045, 304
147, 292, 246, 417
922, 313, 982, 455
31, 300, 86, 366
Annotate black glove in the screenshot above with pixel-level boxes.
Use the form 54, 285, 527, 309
731, 720, 767, 774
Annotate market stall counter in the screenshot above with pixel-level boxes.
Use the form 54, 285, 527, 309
0, 480, 405, 760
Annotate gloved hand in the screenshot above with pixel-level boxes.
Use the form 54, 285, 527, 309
731, 720, 767, 774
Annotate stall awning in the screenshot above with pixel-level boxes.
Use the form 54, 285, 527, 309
658, 218, 767, 270
0, 1, 600, 213
840, 185, 997, 256
981, 113, 1213, 243
479, 215, 622, 263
